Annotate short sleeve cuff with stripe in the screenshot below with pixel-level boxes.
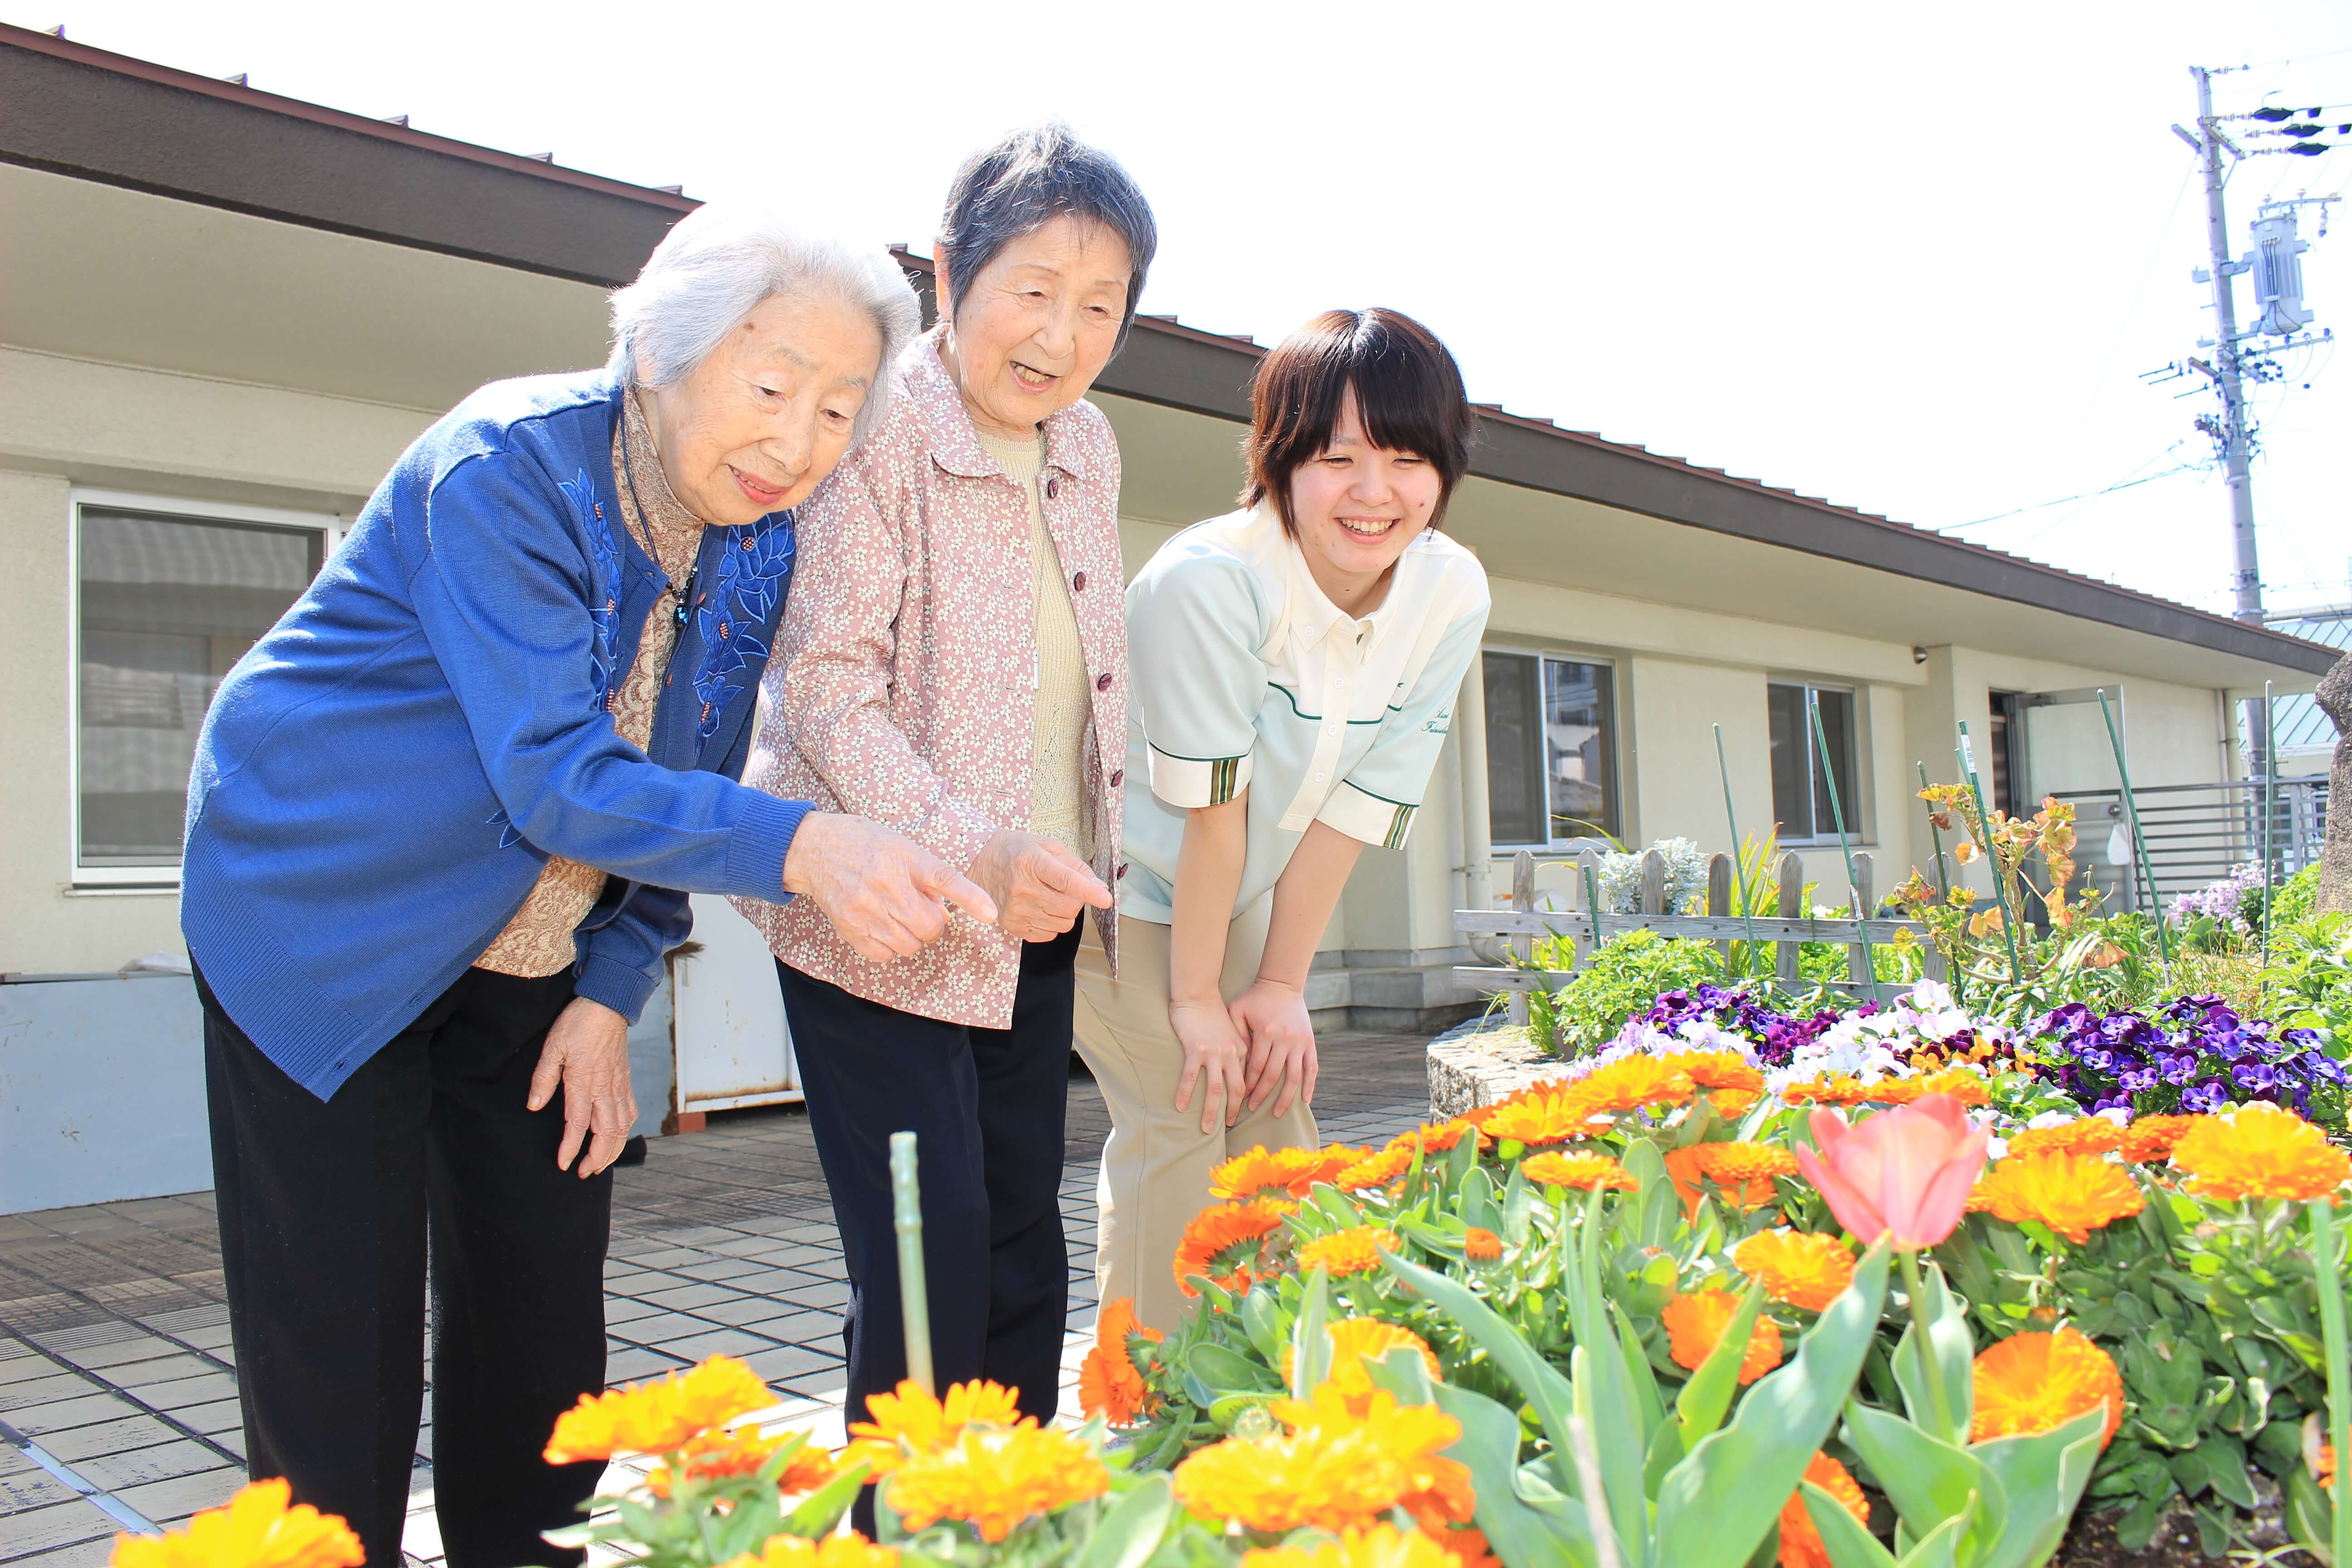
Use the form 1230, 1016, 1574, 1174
1146, 742, 1254, 808
1316, 779, 1419, 850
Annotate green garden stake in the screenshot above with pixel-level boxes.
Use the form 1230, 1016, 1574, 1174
1582, 858, 1604, 960
2262, 679, 2277, 976
1808, 697, 1882, 1003
1956, 724, 2023, 986
1918, 761, 1965, 1005
2310, 1199, 2352, 1568
1714, 724, 1764, 981
2097, 689, 2170, 966
889, 1132, 935, 1396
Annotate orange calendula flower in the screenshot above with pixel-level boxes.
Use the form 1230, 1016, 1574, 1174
1664, 1142, 1793, 1217
2008, 1118, 2125, 1158
646, 1428, 840, 1497
1298, 1226, 1402, 1278
1173, 1199, 1294, 1296
1913, 1068, 1992, 1108
1732, 1229, 1856, 1312
1213, 1146, 1338, 1200
1337, 1147, 1416, 1191
1970, 1151, 2144, 1245
1563, 1055, 1697, 1117
1174, 1385, 1471, 1535
883, 1422, 1108, 1542
1970, 1328, 2123, 1448
1680, 1050, 1766, 1096
2171, 1103, 2352, 1203
1461, 1226, 1503, 1262
1317, 1318, 1443, 1410
843, 1378, 1023, 1475
545, 1355, 773, 1463
1779, 1074, 1876, 1107
1426, 1526, 1503, 1568
1661, 1289, 1782, 1384
2317, 1443, 2338, 1487
715, 1533, 900, 1568
111, 1480, 362, 1568
2118, 1114, 2200, 1164
1076, 1298, 1163, 1427
1241, 1524, 1461, 1568
1391, 1119, 1483, 1154
1521, 1150, 1639, 1192
1478, 1088, 1608, 1147
1777, 1452, 1867, 1568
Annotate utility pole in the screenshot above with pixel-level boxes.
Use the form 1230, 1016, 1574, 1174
2182, 64, 2269, 778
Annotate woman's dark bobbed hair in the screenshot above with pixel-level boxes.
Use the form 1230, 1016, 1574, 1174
1242, 308, 1476, 534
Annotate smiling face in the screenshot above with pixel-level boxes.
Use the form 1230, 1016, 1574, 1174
638, 290, 884, 528
936, 214, 1131, 439
1285, 387, 1444, 617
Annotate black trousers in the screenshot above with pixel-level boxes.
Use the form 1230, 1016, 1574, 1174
199, 964, 611, 1568
777, 928, 1078, 1438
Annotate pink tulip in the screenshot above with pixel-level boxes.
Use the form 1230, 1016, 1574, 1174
1792, 1093, 1989, 1250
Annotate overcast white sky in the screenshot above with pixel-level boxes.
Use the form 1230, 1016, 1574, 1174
19, 0, 2352, 618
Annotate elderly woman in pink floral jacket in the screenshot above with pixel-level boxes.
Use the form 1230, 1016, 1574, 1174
737, 125, 1154, 1430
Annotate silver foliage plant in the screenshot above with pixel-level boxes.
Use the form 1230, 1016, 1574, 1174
1596, 836, 1709, 915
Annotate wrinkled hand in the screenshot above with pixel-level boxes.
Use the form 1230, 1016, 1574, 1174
1171, 998, 1250, 1135
783, 813, 999, 963
967, 830, 1112, 943
527, 997, 637, 1177
1230, 980, 1318, 1119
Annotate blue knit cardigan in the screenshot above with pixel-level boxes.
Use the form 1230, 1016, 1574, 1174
183, 370, 809, 1099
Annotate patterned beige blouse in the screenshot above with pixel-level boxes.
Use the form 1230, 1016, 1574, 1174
475, 389, 704, 978
734, 328, 1127, 1028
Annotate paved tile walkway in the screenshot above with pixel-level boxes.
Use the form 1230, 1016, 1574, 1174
0, 1034, 1433, 1567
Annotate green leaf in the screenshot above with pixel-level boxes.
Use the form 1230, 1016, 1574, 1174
1432, 1380, 1597, 1568
1674, 1284, 1769, 1448
1243, 1287, 1285, 1367
1380, 1249, 1584, 1500
1292, 1267, 1332, 1398
1189, 1343, 1283, 1394
1891, 1507, 1974, 1568
1651, 1245, 1892, 1568
1564, 1190, 1650, 1568
784, 1455, 868, 1538
1365, 1345, 1437, 1407
1840, 1401, 2008, 1565
1642, 1421, 1686, 1499
1800, 1480, 1898, 1568
1461, 1166, 1503, 1236
1073, 1472, 1174, 1568
1971, 1404, 2107, 1568
2287, 1465, 2336, 1563
1891, 1260, 1975, 1447
1503, 1163, 1535, 1247
1613, 1299, 1667, 1446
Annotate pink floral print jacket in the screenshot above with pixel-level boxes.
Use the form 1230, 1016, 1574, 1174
734, 328, 1126, 1027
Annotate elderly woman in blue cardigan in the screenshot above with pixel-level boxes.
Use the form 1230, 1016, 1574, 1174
181, 207, 994, 1568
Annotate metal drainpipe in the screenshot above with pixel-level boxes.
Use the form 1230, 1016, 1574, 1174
1456, 652, 1499, 960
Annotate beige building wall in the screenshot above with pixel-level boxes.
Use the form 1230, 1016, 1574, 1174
0, 346, 435, 974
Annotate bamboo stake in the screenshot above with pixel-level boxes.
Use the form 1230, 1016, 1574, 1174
1919, 761, 1965, 1005
888, 1132, 934, 1396
2263, 679, 2277, 975
1956, 723, 2024, 985
1714, 725, 1764, 981
2096, 689, 2170, 966
1808, 697, 1882, 1003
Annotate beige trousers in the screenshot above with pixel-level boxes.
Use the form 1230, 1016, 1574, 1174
1073, 902, 1319, 1335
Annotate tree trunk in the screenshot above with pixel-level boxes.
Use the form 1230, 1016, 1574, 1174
2319, 652, 2352, 914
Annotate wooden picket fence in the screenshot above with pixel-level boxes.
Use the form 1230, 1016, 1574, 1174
1454, 846, 1941, 1022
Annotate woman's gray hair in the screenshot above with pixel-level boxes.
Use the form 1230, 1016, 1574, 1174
939, 123, 1157, 353
608, 204, 922, 443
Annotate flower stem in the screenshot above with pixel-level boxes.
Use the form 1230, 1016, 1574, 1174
1900, 1248, 1956, 1441
2308, 1200, 2351, 1568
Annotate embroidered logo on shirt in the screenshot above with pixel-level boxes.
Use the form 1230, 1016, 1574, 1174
565, 466, 624, 717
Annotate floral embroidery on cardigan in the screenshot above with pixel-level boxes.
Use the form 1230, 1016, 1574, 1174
564, 465, 625, 718
692, 516, 796, 741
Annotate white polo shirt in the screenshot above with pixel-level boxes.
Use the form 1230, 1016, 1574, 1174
1117, 503, 1491, 924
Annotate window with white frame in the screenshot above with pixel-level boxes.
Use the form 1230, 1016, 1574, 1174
1482, 650, 1619, 846
74, 494, 333, 880
1766, 680, 1861, 843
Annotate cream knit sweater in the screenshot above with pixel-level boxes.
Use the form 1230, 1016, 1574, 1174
976, 428, 1093, 863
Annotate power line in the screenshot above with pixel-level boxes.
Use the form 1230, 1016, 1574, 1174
1937, 459, 2204, 531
